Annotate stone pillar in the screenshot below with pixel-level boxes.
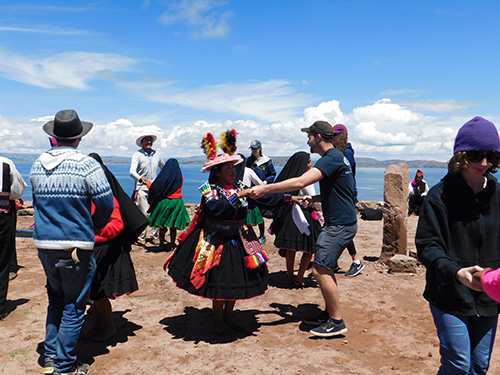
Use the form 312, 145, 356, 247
380, 163, 409, 263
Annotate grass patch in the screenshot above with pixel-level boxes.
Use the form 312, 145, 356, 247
8, 348, 27, 358
11, 310, 31, 316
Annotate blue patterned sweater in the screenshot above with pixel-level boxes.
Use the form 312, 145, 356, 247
30, 147, 114, 250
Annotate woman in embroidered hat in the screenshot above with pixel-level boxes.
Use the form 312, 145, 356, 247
416, 116, 500, 374
164, 130, 296, 334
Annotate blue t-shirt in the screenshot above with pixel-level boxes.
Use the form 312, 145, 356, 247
314, 147, 357, 226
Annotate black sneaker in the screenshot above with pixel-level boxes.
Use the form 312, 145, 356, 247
303, 311, 329, 326
310, 318, 347, 337
43, 358, 54, 375
332, 263, 341, 273
345, 261, 364, 277
54, 362, 90, 375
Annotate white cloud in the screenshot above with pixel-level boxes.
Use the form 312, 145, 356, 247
0, 5, 92, 12
0, 49, 136, 90
0, 26, 94, 36
379, 88, 423, 97
397, 99, 481, 114
2, 99, 494, 163
159, 0, 233, 39
125, 78, 314, 123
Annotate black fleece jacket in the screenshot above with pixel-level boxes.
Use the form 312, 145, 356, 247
416, 172, 500, 316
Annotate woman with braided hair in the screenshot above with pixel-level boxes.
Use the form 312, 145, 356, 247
271, 151, 322, 288
165, 130, 297, 334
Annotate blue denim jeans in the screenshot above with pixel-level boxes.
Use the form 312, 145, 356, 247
430, 304, 498, 375
38, 249, 96, 373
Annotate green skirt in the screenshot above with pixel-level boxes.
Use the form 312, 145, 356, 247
246, 206, 263, 225
149, 198, 190, 230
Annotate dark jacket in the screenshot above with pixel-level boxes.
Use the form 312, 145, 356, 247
246, 155, 276, 184
343, 143, 357, 201
416, 172, 500, 316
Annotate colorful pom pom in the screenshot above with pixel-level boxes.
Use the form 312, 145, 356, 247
201, 133, 218, 160
219, 129, 238, 155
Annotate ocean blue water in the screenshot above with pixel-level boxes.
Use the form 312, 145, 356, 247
15, 162, 448, 204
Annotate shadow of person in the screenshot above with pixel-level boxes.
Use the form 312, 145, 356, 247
4, 298, 29, 316
145, 243, 173, 253
36, 309, 142, 368
259, 302, 322, 330
267, 270, 317, 289
267, 270, 291, 289
159, 306, 262, 344
262, 302, 348, 339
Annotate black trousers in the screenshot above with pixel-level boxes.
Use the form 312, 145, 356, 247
0, 210, 15, 316
9, 211, 18, 273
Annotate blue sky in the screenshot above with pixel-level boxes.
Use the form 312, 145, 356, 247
0, 0, 499, 161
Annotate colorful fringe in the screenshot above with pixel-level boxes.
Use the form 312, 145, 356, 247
244, 250, 269, 269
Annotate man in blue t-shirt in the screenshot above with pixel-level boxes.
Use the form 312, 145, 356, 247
249, 120, 357, 337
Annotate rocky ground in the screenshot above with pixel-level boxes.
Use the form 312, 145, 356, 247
1, 203, 500, 375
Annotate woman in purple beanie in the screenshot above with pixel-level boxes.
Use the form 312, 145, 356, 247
416, 116, 500, 374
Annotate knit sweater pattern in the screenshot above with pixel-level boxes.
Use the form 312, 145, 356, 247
30, 150, 114, 250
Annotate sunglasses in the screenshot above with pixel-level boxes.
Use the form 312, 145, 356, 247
465, 150, 500, 164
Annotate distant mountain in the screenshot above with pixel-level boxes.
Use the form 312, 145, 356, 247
356, 157, 447, 169
0, 152, 447, 168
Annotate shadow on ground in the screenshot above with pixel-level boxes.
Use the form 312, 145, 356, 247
36, 309, 142, 368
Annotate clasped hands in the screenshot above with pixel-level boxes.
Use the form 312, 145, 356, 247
242, 186, 313, 207
456, 266, 492, 292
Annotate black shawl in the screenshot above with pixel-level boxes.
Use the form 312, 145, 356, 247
148, 158, 183, 213
89, 153, 149, 245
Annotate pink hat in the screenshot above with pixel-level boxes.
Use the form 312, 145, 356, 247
201, 153, 243, 173
332, 124, 348, 134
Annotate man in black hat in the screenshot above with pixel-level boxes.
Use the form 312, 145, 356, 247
30, 109, 114, 375
249, 120, 357, 338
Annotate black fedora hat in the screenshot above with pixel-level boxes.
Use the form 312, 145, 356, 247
43, 109, 93, 140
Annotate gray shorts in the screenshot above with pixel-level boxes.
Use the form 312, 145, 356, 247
314, 223, 357, 271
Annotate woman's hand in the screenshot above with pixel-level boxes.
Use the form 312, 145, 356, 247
456, 265, 485, 292
237, 189, 249, 199
299, 195, 313, 208
472, 267, 492, 284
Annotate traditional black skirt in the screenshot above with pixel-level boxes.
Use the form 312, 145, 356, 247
273, 207, 321, 253
167, 226, 268, 301
90, 240, 138, 300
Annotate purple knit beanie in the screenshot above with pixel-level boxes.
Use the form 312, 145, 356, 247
453, 116, 500, 154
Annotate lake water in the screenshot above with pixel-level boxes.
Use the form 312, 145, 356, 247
15, 162, 448, 204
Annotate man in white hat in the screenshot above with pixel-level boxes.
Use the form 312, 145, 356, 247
130, 134, 164, 243
30, 109, 114, 375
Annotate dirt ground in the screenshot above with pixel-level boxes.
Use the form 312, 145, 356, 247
2, 203, 500, 375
